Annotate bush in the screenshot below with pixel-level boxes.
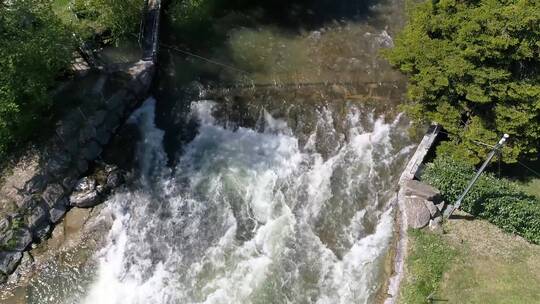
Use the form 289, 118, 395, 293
0, 0, 76, 158
70, 0, 146, 40
422, 156, 540, 244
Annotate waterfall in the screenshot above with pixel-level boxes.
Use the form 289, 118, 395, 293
78, 97, 412, 304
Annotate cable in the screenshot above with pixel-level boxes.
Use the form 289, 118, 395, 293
160, 43, 250, 75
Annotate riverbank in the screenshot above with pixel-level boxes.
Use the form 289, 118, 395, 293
400, 210, 540, 303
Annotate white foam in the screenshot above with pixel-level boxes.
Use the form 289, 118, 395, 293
80, 98, 412, 304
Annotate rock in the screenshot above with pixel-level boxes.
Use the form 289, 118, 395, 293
1, 228, 32, 252
106, 170, 123, 188
0, 218, 9, 234
435, 201, 446, 213
33, 225, 50, 242
423, 200, 441, 218
70, 177, 100, 208
90, 110, 107, 126
74, 177, 96, 192
24, 175, 48, 194
55, 119, 79, 140
70, 191, 100, 208
96, 126, 111, 146
77, 158, 89, 174
402, 180, 442, 203
0, 216, 32, 252
104, 164, 118, 174
404, 196, 432, 229
0, 251, 22, 275
79, 124, 97, 144
20, 199, 51, 242
49, 201, 68, 224
45, 154, 71, 177
62, 176, 77, 191
63, 139, 80, 155
81, 140, 102, 161
103, 112, 121, 133
41, 184, 65, 209
105, 91, 126, 112
25, 202, 49, 232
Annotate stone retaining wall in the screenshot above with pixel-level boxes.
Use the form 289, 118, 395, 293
384, 124, 441, 304
0, 61, 155, 282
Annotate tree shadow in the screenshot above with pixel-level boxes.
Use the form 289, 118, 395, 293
449, 214, 475, 221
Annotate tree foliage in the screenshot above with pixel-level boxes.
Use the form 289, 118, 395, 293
0, 0, 75, 156
70, 0, 145, 40
384, 0, 540, 164
422, 156, 540, 244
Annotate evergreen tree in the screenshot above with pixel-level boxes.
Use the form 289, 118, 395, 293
384, 0, 540, 164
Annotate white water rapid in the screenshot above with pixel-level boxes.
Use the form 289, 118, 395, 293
79, 97, 413, 304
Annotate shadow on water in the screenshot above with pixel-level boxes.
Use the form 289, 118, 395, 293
212, 0, 396, 29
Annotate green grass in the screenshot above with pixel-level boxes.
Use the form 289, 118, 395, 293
401, 217, 540, 304
439, 215, 540, 303
400, 229, 457, 304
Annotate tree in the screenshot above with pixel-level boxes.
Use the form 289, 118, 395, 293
70, 0, 145, 40
0, 0, 75, 156
384, 0, 540, 164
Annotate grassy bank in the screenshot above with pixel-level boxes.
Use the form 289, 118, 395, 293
400, 229, 456, 303
400, 214, 540, 304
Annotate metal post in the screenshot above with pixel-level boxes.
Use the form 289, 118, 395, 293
446, 134, 509, 218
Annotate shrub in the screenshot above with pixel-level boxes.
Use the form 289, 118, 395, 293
422, 156, 540, 244
0, 0, 76, 158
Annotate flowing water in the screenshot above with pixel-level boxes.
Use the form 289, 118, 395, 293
75, 95, 411, 304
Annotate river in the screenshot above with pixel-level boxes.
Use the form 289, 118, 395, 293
1, 0, 415, 303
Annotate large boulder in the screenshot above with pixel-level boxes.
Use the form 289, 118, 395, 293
70, 177, 100, 208
402, 180, 442, 203
404, 196, 432, 229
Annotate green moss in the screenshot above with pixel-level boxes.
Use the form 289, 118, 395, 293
401, 229, 456, 304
